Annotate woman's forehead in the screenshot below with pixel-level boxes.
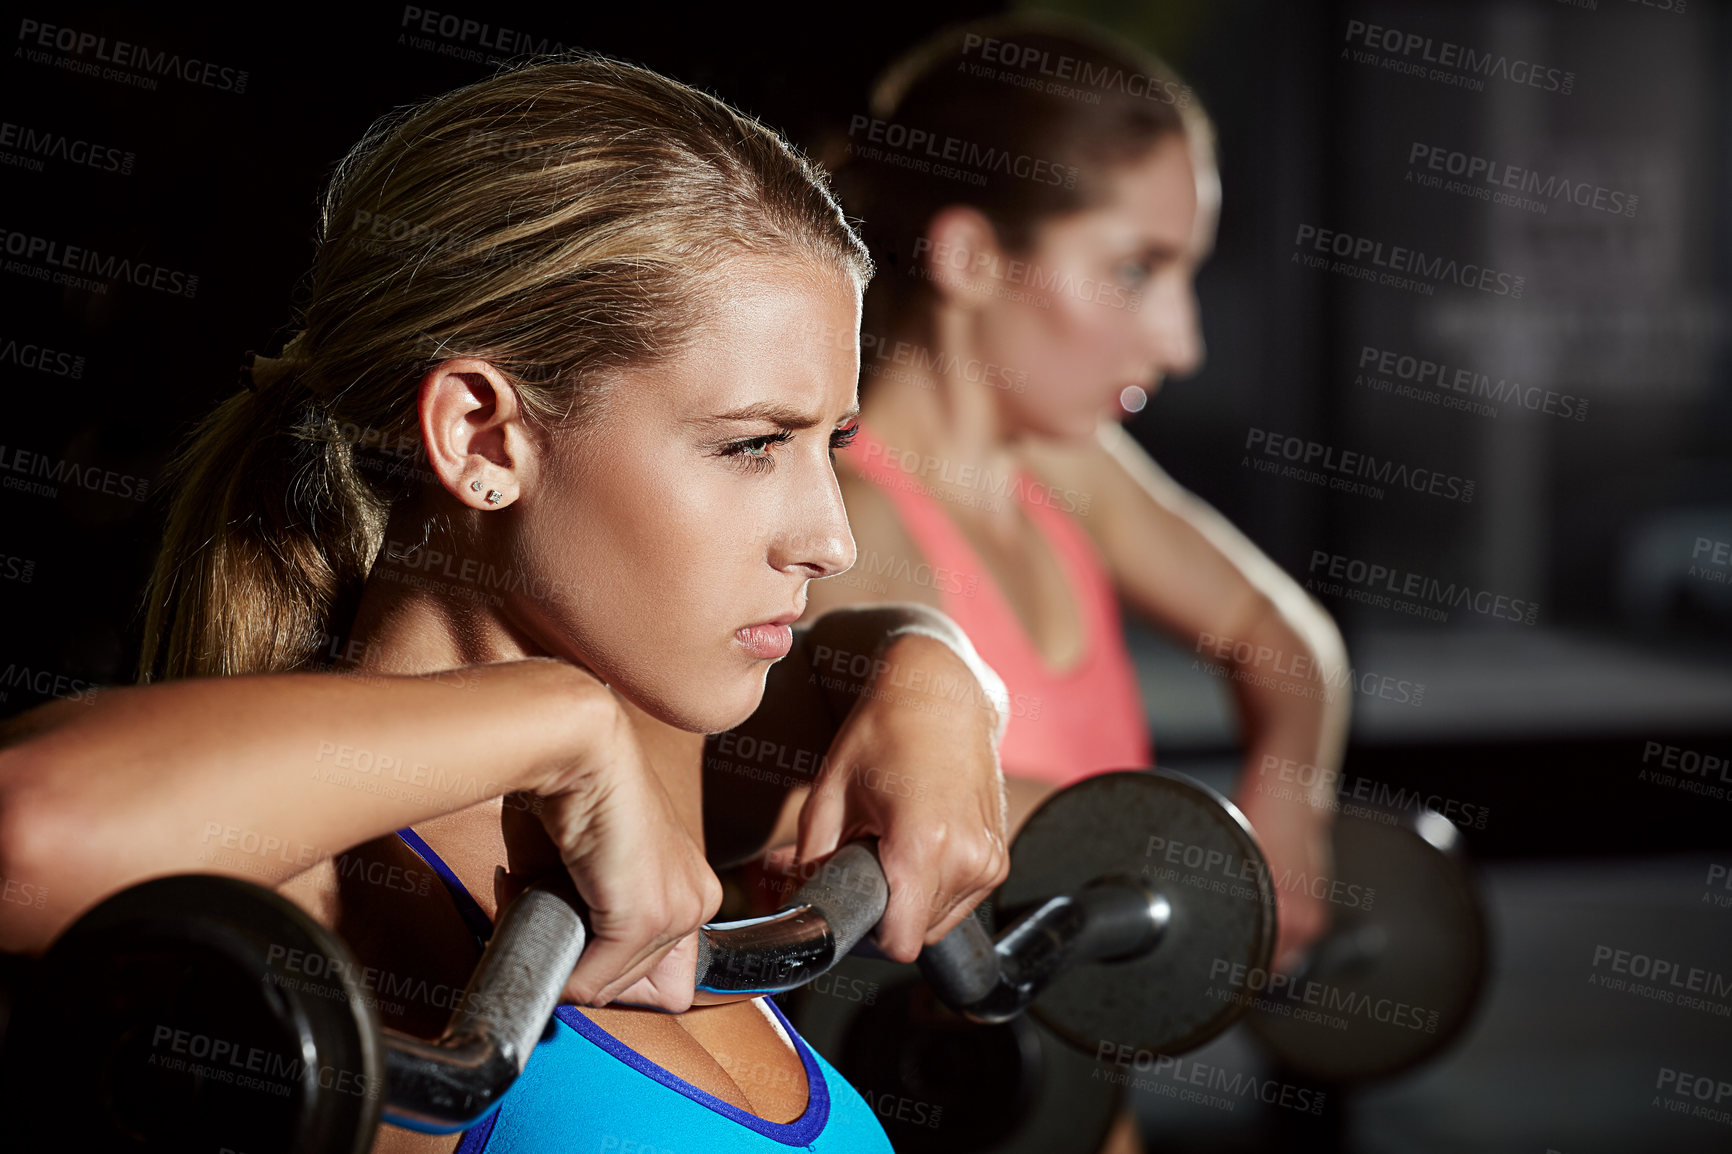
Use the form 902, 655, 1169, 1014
609, 256, 861, 414
1049, 139, 1213, 258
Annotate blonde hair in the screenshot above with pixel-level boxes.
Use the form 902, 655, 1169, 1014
139, 53, 871, 681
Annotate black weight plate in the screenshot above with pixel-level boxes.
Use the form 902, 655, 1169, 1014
7, 874, 383, 1154
781, 952, 1122, 1154
996, 769, 1277, 1061
1247, 807, 1489, 1083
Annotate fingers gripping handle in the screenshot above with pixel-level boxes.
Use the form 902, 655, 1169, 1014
387, 839, 1063, 1130
385, 839, 897, 1130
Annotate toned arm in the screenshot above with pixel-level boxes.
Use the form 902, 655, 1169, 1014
1020, 422, 1350, 966
0, 658, 602, 953
703, 600, 1006, 867
1018, 421, 1350, 768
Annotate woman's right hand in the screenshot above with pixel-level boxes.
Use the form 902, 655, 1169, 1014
499, 677, 723, 1013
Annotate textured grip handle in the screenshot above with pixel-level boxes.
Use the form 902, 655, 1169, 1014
781, 840, 891, 958
917, 912, 1000, 1007
449, 886, 587, 1068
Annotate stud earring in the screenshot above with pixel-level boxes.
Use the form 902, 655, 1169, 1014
470, 480, 483, 492
485, 490, 503, 505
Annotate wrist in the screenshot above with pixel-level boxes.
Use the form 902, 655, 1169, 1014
877, 627, 1009, 747
506, 657, 622, 796
869, 631, 1007, 747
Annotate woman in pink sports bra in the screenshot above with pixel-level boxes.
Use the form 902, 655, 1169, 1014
838, 421, 1151, 786
804, 19, 1352, 1151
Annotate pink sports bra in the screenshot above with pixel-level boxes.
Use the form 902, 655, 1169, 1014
838, 422, 1152, 786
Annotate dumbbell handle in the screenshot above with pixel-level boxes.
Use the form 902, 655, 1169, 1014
917, 877, 1170, 1023
383, 842, 1169, 1132
385, 885, 589, 1133
1286, 921, 1388, 987
384, 841, 891, 1133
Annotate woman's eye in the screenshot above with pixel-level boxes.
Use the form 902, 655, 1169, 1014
720, 423, 858, 474
721, 432, 791, 473
1119, 261, 1153, 286
830, 422, 860, 456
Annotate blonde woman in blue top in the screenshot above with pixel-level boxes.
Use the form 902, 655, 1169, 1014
0, 54, 1015, 1153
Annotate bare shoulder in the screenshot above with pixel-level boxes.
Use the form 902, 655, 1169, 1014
804, 462, 944, 618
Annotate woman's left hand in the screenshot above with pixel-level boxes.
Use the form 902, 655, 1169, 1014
764, 631, 1010, 963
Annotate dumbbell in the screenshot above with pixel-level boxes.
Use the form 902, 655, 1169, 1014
781, 769, 1491, 1153
1243, 803, 1490, 1084
783, 767, 1279, 1153
993, 776, 1489, 1085
0, 769, 1273, 1154
0, 845, 893, 1153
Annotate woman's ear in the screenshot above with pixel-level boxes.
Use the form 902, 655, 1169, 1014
918, 205, 1010, 313
417, 357, 534, 510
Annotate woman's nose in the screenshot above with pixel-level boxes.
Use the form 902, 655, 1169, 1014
774, 467, 856, 579
802, 522, 857, 579
1142, 281, 1206, 380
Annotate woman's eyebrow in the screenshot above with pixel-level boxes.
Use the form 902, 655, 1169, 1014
689, 401, 861, 429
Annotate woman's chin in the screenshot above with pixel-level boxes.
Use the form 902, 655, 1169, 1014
602, 665, 765, 735
674, 673, 771, 735
1012, 410, 1096, 445
1044, 411, 1106, 444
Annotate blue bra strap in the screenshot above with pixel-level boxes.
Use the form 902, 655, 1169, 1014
452, 1107, 499, 1153
396, 827, 496, 947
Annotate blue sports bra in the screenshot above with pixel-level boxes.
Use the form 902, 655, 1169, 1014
392, 828, 893, 1153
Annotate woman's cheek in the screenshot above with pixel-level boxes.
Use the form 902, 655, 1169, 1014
1045, 298, 1123, 410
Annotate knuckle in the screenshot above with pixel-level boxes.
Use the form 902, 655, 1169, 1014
959, 837, 997, 876
880, 934, 916, 964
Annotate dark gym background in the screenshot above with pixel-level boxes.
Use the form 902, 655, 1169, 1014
2, 1, 1728, 1151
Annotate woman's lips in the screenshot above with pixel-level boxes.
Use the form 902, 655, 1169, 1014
735, 622, 794, 660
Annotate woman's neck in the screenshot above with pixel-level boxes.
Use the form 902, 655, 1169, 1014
335, 499, 710, 846
337, 502, 544, 677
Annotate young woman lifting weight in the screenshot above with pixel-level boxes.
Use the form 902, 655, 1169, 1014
802, 18, 1354, 1152
0, 53, 1016, 1153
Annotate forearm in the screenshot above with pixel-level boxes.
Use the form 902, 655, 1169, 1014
803, 603, 1008, 746
703, 603, 1006, 864
0, 658, 598, 952
1225, 601, 1352, 813
761, 617, 1007, 847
